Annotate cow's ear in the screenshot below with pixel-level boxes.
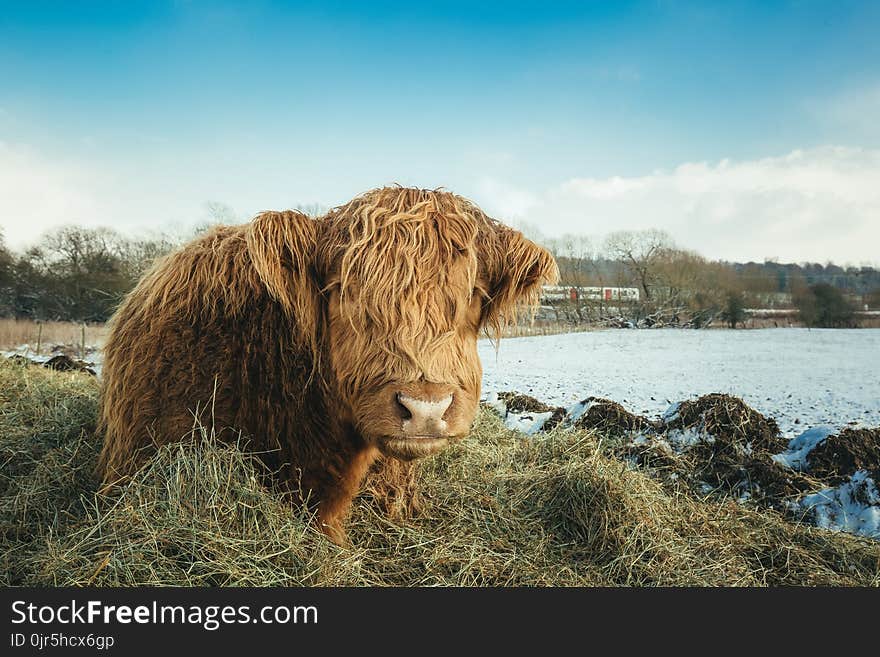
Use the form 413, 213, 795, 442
479, 223, 559, 337
246, 210, 322, 335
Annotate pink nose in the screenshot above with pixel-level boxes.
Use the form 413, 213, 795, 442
397, 393, 453, 437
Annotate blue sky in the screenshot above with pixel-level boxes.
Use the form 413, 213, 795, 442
1, 1, 879, 263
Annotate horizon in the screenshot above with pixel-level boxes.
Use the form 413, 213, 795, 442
1, 1, 879, 265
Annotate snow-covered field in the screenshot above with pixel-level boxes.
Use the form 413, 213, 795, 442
480, 328, 880, 438
481, 328, 880, 541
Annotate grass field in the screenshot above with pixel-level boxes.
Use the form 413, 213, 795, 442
2, 358, 877, 586
0, 319, 108, 354
2, 314, 877, 353
0, 317, 578, 349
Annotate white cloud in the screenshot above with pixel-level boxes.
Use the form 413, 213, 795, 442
475, 177, 540, 220
2, 141, 878, 266
0, 141, 208, 248
479, 146, 880, 265
0, 141, 103, 243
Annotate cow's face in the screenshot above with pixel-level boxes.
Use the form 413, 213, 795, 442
316, 188, 558, 461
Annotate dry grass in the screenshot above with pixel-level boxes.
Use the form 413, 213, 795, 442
0, 317, 577, 348
1, 358, 878, 587
495, 322, 597, 338
0, 319, 108, 354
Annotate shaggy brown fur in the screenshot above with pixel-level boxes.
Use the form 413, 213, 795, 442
98, 186, 557, 543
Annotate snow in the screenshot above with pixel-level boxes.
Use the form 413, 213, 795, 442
771, 426, 836, 470
793, 471, 880, 540
665, 428, 704, 450
485, 392, 555, 435
503, 410, 554, 435
661, 402, 682, 423
2, 346, 53, 364
480, 328, 880, 438
484, 392, 508, 416
564, 398, 599, 424
3, 344, 104, 375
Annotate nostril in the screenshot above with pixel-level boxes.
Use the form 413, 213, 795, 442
395, 393, 413, 420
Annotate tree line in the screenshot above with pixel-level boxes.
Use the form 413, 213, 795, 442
1, 223, 878, 327
525, 227, 879, 328
0, 226, 185, 322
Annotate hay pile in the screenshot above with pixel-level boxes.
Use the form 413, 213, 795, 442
2, 359, 878, 586
1, 358, 100, 585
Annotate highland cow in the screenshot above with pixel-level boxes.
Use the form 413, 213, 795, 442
97, 186, 558, 542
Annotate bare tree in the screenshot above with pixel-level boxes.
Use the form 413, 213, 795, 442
30, 226, 130, 320
0, 229, 12, 286
513, 221, 548, 245
654, 248, 706, 307
558, 233, 594, 286
604, 229, 674, 302
295, 202, 329, 218
203, 201, 238, 225
116, 232, 180, 280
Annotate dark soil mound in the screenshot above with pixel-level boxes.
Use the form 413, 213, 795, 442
729, 455, 817, 507
573, 397, 658, 437
663, 394, 813, 508
5, 354, 95, 376
807, 428, 880, 483
497, 392, 554, 414
619, 437, 682, 475
666, 393, 787, 453
496, 393, 567, 430
43, 354, 96, 375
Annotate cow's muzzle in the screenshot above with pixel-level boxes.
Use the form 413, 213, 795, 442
396, 392, 453, 437
371, 382, 469, 460
354, 380, 479, 460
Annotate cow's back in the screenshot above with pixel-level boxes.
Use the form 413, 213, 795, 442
96, 225, 324, 485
